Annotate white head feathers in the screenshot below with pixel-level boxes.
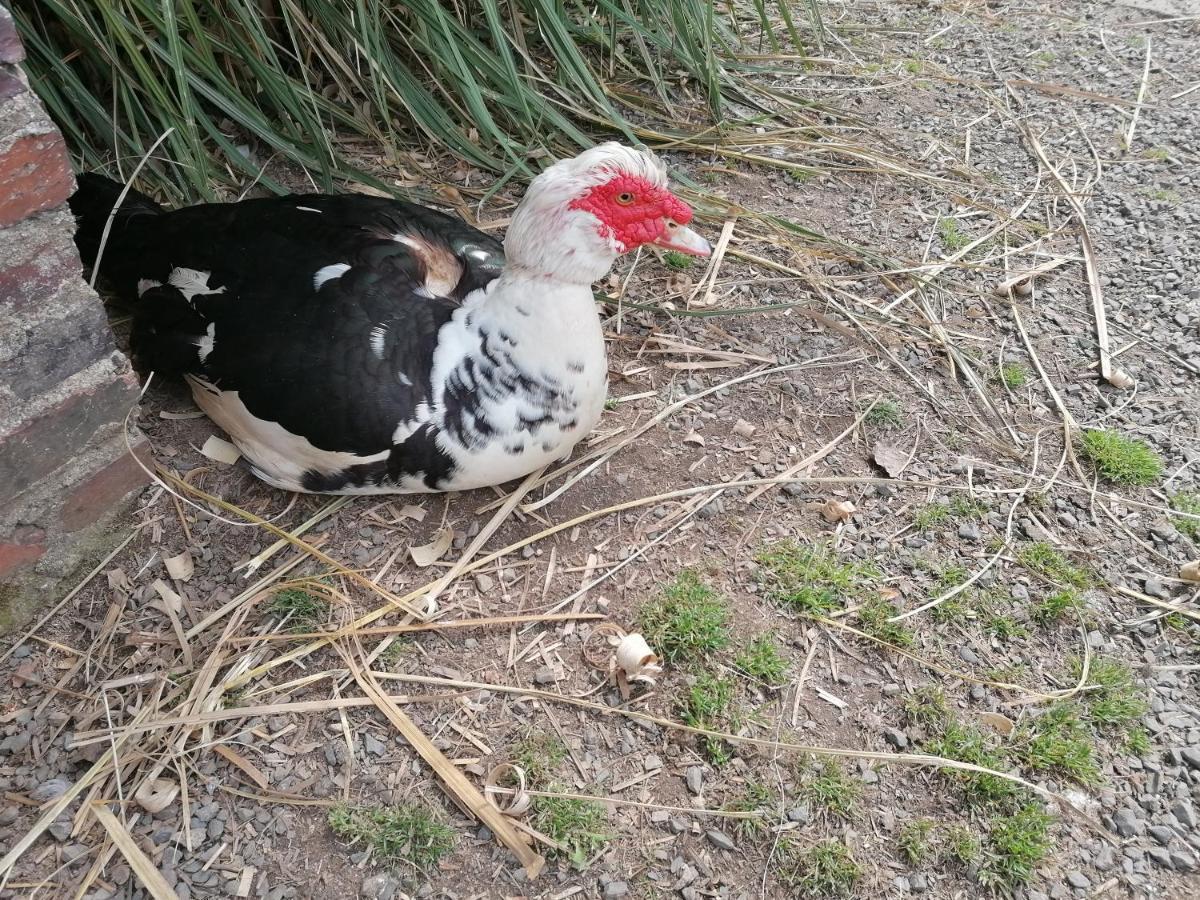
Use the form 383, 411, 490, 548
503, 142, 668, 284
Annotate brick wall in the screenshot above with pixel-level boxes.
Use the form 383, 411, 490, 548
0, 8, 150, 632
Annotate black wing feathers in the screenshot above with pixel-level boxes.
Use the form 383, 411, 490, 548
68, 175, 506, 459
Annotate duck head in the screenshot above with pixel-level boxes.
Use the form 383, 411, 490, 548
504, 142, 711, 285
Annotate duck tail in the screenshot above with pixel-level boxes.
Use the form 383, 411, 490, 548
68, 173, 164, 281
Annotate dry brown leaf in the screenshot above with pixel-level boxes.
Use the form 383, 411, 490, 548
821, 499, 856, 523
91, 803, 179, 900
683, 430, 706, 447
873, 442, 909, 478
1180, 560, 1200, 583
134, 777, 179, 814
399, 504, 427, 522
164, 551, 193, 582
200, 436, 241, 465
410, 528, 453, 567
978, 711, 1015, 736
212, 744, 270, 789
106, 568, 132, 594
732, 419, 756, 439
150, 579, 182, 613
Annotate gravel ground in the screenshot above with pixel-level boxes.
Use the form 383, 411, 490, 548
1, 1, 1198, 899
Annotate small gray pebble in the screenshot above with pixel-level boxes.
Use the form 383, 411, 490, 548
1148, 847, 1174, 869
364, 734, 387, 757
685, 766, 703, 796
603, 881, 630, 898
1149, 825, 1174, 845
1172, 800, 1196, 830
706, 829, 735, 851
1066, 871, 1090, 889
361, 874, 398, 900
883, 727, 908, 750
30, 778, 70, 803
1144, 576, 1170, 599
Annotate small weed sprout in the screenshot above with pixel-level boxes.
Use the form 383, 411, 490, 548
864, 399, 903, 429
985, 614, 1027, 641
662, 250, 694, 270
530, 790, 609, 868
1017, 543, 1091, 589
1170, 493, 1200, 541
376, 638, 410, 668
923, 720, 1019, 806
999, 363, 1029, 389
1070, 657, 1147, 731
267, 587, 329, 632
512, 731, 567, 784
800, 759, 860, 819
724, 781, 773, 839
913, 504, 949, 531
898, 819, 934, 865
856, 598, 915, 648
328, 803, 454, 871
904, 687, 951, 729
756, 542, 877, 616
735, 633, 788, 684
637, 571, 729, 662
681, 672, 735, 764
1032, 589, 1079, 626
1079, 429, 1163, 487
944, 825, 980, 865
936, 216, 971, 252
1013, 704, 1099, 785
782, 838, 862, 896
979, 804, 1053, 892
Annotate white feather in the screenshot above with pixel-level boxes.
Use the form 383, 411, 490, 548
196, 323, 216, 363
185, 375, 391, 490
369, 324, 388, 358
169, 267, 226, 301
314, 263, 350, 289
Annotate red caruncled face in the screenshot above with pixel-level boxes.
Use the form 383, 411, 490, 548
568, 174, 694, 252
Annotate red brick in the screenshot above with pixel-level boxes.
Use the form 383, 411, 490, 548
0, 8, 22, 65
0, 69, 23, 104
0, 235, 79, 314
0, 132, 73, 227
0, 526, 46, 578
0, 372, 141, 506
59, 441, 152, 532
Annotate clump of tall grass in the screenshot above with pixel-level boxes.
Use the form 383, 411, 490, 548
13, 0, 822, 202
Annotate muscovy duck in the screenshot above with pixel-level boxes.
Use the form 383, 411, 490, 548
70, 144, 710, 494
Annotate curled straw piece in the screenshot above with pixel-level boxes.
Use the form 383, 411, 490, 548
484, 763, 532, 818
582, 624, 664, 699
615, 632, 663, 687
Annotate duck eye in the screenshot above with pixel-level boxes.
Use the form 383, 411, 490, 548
616, 192, 635, 205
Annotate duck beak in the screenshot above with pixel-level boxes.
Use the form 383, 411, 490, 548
653, 218, 712, 257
